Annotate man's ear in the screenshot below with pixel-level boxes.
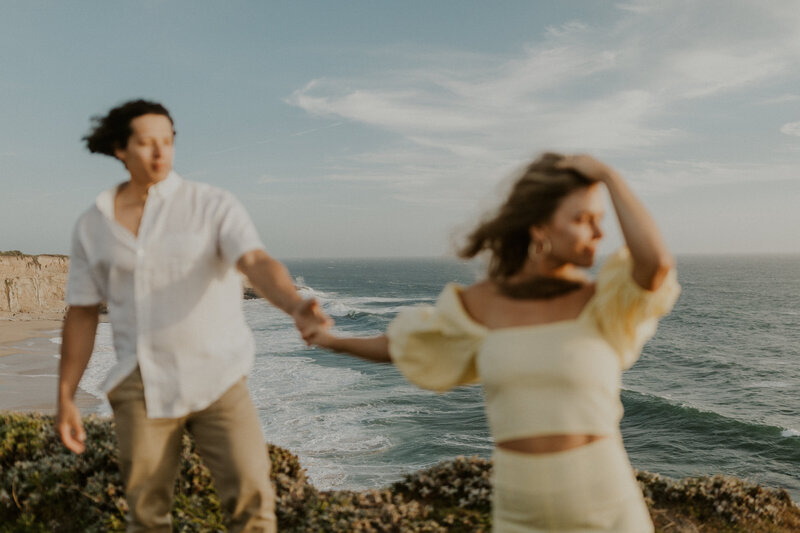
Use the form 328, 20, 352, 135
528, 224, 546, 243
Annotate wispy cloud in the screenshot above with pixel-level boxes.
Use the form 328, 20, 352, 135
659, 49, 788, 99
758, 94, 800, 105
614, 1, 661, 14
210, 121, 344, 155
257, 174, 287, 184
289, 121, 344, 137
628, 159, 800, 196
780, 122, 800, 137
287, 0, 800, 205
291, 80, 493, 133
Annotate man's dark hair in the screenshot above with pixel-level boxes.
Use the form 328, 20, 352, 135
83, 99, 175, 156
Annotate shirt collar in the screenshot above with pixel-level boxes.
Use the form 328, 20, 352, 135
148, 170, 182, 199
95, 171, 182, 219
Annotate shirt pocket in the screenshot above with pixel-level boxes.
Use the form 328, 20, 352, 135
151, 232, 210, 280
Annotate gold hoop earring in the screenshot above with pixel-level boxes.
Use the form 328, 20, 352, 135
528, 238, 552, 260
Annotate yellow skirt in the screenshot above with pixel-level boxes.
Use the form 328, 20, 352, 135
491, 436, 653, 532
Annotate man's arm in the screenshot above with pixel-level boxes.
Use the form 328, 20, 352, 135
56, 304, 100, 454
237, 249, 332, 337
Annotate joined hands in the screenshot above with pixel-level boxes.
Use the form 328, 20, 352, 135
291, 298, 337, 348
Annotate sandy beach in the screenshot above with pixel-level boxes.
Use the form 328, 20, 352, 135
0, 318, 62, 356
0, 318, 99, 413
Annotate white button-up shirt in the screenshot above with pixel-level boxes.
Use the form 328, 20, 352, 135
66, 171, 264, 418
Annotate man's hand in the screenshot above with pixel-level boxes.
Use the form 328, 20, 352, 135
304, 328, 338, 349
237, 250, 335, 342
57, 399, 86, 454
57, 304, 99, 455
292, 299, 333, 343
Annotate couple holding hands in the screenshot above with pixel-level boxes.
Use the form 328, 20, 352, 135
58, 99, 678, 533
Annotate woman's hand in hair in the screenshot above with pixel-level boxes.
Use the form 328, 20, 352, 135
558, 155, 674, 290
555, 154, 621, 184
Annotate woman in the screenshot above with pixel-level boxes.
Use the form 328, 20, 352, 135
306, 153, 680, 532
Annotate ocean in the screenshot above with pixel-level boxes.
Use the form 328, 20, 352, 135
70, 254, 800, 501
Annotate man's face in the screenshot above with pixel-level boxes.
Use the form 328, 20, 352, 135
114, 113, 174, 184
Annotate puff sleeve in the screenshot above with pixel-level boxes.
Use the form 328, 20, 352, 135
387, 283, 487, 392
587, 248, 680, 369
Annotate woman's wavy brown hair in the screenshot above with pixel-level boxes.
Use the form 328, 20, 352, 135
459, 152, 593, 281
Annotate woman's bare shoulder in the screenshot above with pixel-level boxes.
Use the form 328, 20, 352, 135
460, 280, 496, 299
458, 281, 499, 324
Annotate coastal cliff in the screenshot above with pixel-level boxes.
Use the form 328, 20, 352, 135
0, 251, 69, 318
0, 251, 258, 318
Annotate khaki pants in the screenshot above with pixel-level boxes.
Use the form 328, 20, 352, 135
108, 368, 276, 533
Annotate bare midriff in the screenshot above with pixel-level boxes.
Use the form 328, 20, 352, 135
496, 434, 607, 454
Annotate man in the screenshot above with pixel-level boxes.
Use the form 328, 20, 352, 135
56, 99, 331, 532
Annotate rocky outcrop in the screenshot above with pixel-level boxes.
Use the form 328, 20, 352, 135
1, 413, 798, 532
0, 251, 69, 317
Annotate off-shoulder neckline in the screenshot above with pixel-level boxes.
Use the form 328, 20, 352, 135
445, 282, 596, 335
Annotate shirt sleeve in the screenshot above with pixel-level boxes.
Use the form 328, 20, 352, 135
387, 283, 487, 392
65, 222, 104, 306
588, 248, 681, 369
216, 191, 265, 265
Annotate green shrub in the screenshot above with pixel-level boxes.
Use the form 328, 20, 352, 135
0, 412, 313, 532
1, 413, 125, 532
2, 412, 798, 533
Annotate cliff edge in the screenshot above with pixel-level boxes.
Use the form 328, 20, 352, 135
1, 413, 798, 532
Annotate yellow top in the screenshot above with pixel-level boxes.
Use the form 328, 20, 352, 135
386, 248, 681, 442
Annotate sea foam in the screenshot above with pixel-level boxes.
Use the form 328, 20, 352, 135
51, 323, 114, 415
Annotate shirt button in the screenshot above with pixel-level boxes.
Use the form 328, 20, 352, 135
137, 249, 144, 258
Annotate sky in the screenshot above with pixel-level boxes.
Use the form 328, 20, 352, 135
1, 0, 799, 258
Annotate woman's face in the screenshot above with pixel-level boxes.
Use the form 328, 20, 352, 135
533, 184, 605, 268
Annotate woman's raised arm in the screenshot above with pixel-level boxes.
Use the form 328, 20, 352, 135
557, 154, 674, 290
